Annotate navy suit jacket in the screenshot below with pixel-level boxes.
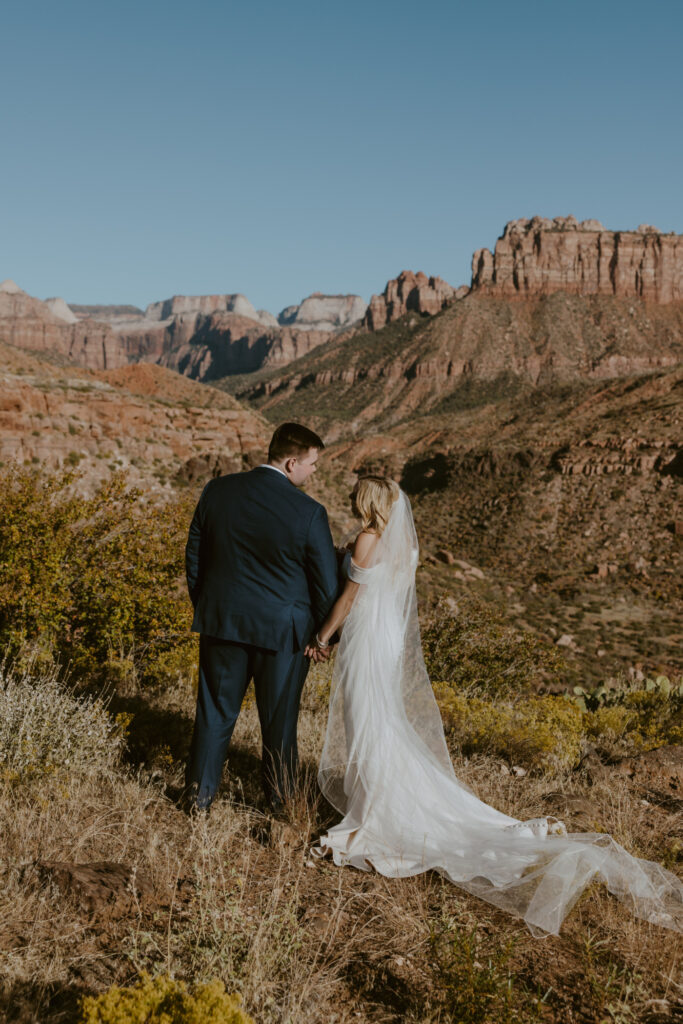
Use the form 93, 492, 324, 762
185, 466, 339, 653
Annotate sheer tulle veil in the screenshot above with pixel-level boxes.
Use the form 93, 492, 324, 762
319, 490, 464, 810
317, 488, 683, 937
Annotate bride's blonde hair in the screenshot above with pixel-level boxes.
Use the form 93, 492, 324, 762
355, 476, 400, 535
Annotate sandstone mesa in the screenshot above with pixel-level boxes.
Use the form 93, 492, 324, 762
471, 216, 683, 302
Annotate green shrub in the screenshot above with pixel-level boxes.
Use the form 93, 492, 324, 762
79, 973, 253, 1024
433, 685, 584, 772
0, 466, 195, 685
571, 674, 683, 758
434, 677, 682, 773
584, 689, 683, 758
428, 919, 544, 1023
0, 661, 127, 785
422, 602, 571, 697
572, 674, 683, 712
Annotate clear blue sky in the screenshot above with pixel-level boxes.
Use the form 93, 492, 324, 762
2, 0, 682, 315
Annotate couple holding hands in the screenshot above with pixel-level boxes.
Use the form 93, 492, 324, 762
184, 422, 682, 937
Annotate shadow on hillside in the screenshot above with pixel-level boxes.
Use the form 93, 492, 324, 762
0, 978, 87, 1024
105, 690, 268, 811
400, 452, 451, 495
105, 691, 194, 767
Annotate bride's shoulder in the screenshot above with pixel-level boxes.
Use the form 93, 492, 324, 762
352, 529, 378, 568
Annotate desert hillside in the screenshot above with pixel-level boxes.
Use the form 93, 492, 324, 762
0, 339, 269, 493
317, 366, 682, 684
1, 217, 682, 1024
0, 279, 369, 378
5, 217, 682, 388
221, 291, 683, 436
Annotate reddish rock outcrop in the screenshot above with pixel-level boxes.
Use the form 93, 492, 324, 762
0, 283, 349, 378
472, 217, 683, 302
0, 342, 269, 494
107, 291, 367, 380
363, 271, 458, 331
155, 313, 340, 380
0, 281, 131, 370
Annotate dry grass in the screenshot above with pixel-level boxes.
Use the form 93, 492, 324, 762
0, 658, 681, 1024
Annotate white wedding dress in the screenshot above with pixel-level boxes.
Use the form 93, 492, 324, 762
316, 490, 683, 936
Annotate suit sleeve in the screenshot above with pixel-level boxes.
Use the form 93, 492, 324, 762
304, 505, 340, 628
338, 548, 352, 580
185, 483, 210, 608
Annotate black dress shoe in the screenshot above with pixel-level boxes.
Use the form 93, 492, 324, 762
269, 799, 288, 821
178, 786, 212, 817
190, 803, 211, 819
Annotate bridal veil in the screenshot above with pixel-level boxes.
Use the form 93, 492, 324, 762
317, 490, 683, 936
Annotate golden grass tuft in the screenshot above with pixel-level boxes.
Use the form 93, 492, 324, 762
0, 652, 681, 1023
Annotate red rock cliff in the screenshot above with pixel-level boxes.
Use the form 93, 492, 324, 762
0, 281, 131, 370
363, 271, 459, 331
471, 217, 683, 303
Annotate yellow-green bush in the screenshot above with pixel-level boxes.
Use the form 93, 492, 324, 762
422, 602, 572, 697
585, 690, 683, 757
0, 466, 195, 686
79, 973, 253, 1024
433, 684, 584, 772
434, 680, 682, 774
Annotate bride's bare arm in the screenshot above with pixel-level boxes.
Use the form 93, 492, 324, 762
314, 576, 359, 647
309, 531, 378, 649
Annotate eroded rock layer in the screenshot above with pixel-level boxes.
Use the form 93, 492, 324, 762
0, 282, 131, 370
0, 341, 269, 493
363, 271, 459, 331
472, 217, 683, 302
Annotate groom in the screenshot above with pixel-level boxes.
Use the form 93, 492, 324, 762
184, 422, 339, 812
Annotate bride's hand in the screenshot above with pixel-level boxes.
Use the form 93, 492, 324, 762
305, 644, 330, 663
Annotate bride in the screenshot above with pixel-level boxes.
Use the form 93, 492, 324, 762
305, 476, 683, 937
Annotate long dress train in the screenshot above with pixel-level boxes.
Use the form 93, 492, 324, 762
316, 491, 683, 936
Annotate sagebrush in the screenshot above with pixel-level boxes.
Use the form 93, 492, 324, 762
0, 660, 126, 784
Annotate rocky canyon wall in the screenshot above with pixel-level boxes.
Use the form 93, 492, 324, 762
0, 281, 131, 370
144, 292, 279, 327
0, 283, 367, 376
278, 293, 366, 331
5, 215, 683, 383
472, 216, 683, 302
156, 313, 337, 380
99, 291, 369, 379
363, 271, 463, 331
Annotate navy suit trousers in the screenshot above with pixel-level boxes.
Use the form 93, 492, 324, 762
185, 634, 309, 808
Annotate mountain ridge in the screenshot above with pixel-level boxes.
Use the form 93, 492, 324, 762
219, 291, 683, 437
3, 216, 682, 391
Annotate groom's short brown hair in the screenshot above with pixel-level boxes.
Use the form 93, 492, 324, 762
268, 422, 325, 463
